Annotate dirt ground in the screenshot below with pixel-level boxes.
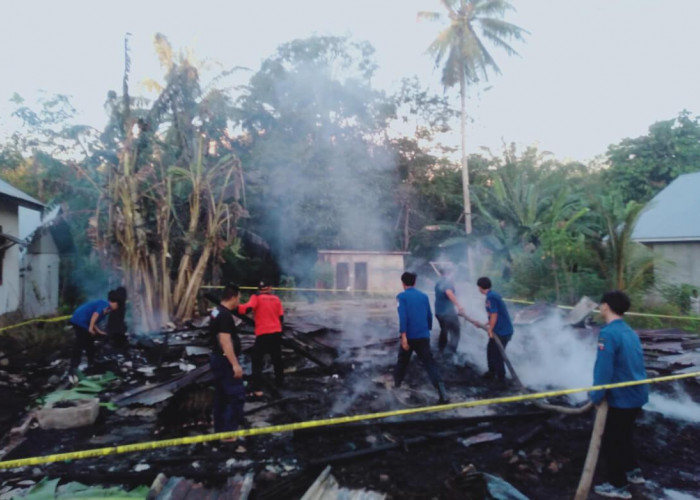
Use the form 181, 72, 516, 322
0, 300, 699, 499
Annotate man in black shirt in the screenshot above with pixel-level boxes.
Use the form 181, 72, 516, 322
209, 283, 245, 434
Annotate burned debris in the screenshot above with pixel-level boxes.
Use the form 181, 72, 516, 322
0, 298, 699, 500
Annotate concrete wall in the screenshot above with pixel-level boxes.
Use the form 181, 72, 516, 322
318, 252, 406, 293
0, 199, 21, 314
21, 231, 60, 317
646, 242, 700, 288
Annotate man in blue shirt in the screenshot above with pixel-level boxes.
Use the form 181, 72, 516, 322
68, 291, 120, 382
590, 290, 648, 499
394, 272, 449, 404
434, 267, 465, 353
476, 277, 513, 385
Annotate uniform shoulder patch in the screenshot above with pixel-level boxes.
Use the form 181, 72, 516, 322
211, 308, 220, 318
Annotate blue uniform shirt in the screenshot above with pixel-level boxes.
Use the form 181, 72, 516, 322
71, 299, 110, 330
434, 277, 456, 316
397, 287, 433, 340
590, 319, 649, 408
485, 290, 513, 337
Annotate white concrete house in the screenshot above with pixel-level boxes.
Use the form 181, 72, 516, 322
316, 250, 408, 293
632, 171, 700, 288
0, 179, 44, 315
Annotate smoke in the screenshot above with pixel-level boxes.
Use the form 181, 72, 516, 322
449, 280, 700, 417
646, 390, 700, 423
241, 38, 398, 285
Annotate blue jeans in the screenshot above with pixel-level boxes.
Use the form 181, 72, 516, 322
209, 354, 245, 432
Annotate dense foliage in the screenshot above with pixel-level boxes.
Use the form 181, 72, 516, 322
2, 33, 700, 329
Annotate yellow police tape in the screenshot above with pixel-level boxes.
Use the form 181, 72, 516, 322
0, 315, 71, 334
1, 371, 698, 470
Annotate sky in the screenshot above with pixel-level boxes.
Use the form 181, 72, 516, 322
2, 0, 700, 162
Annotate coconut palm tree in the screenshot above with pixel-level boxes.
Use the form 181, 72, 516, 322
418, 0, 527, 234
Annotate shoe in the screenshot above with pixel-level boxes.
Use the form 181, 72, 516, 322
594, 482, 631, 499
437, 382, 450, 404
68, 374, 79, 385
626, 468, 645, 484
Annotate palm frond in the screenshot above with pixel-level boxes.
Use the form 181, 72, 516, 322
417, 11, 442, 22
474, 0, 516, 17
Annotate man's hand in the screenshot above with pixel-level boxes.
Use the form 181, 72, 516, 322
487, 328, 494, 339
232, 363, 243, 379
457, 306, 465, 316
400, 333, 409, 352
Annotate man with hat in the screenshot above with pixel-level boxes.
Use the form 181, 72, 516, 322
238, 279, 285, 397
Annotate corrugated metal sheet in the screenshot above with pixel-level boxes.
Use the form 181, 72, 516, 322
0, 178, 44, 210
632, 171, 700, 242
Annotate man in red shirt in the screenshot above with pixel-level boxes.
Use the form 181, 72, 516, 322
238, 279, 284, 396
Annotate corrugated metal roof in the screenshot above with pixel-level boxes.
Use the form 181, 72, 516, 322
0, 178, 44, 210
632, 171, 700, 242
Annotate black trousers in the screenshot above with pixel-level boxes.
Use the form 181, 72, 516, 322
209, 354, 245, 432
70, 325, 95, 372
436, 314, 461, 352
394, 337, 443, 388
602, 406, 642, 487
487, 334, 511, 380
252, 333, 284, 390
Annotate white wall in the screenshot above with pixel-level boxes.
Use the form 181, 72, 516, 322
648, 242, 700, 289
21, 252, 60, 317
0, 200, 21, 314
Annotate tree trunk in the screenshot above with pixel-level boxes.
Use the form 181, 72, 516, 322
460, 72, 471, 235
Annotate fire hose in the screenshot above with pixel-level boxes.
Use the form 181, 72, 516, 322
459, 313, 609, 499
459, 313, 593, 415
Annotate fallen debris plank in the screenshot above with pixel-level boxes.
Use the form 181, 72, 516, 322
112, 364, 213, 406
301, 465, 386, 500
308, 429, 482, 467
280, 337, 332, 370
293, 411, 549, 438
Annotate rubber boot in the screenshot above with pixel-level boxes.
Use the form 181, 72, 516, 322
437, 382, 450, 404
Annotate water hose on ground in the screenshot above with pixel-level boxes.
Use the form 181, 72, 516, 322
574, 400, 608, 500
459, 313, 593, 415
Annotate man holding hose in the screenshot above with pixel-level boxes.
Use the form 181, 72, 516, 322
590, 290, 648, 499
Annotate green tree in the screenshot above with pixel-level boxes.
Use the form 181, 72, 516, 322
605, 110, 700, 203
590, 195, 655, 296
418, 0, 527, 234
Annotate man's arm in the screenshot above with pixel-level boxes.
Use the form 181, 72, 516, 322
445, 289, 465, 315
589, 335, 614, 404
89, 311, 107, 336
218, 333, 243, 379
486, 312, 497, 338
237, 295, 256, 315
398, 295, 409, 351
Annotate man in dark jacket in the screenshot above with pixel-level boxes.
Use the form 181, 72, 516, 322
394, 272, 449, 404
590, 290, 648, 499
209, 283, 245, 435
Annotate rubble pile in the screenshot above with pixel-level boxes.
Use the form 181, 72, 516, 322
0, 299, 698, 499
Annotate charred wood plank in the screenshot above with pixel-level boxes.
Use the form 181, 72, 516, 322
293, 411, 549, 438
280, 336, 332, 370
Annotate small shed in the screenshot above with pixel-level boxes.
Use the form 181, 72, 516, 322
317, 250, 408, 293
632, 171, 700, 288
0, 179, 44, 315
20, 206, 75, 317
